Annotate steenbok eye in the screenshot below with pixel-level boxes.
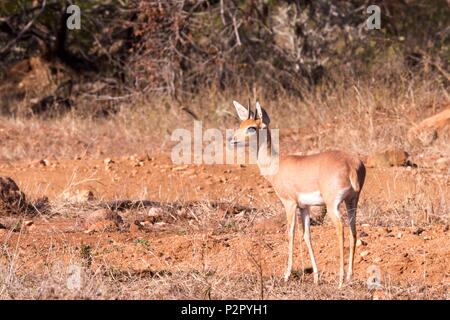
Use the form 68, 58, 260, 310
247, 127, 257, 134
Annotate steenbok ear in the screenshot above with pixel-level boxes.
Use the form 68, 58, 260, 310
233, 100, 251, 121
255, 101, 270, 125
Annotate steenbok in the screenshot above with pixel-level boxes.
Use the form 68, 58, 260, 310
230, 100, 366, 287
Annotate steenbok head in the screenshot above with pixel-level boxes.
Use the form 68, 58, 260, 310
229, 100, 270, 147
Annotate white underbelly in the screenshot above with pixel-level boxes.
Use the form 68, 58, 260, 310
298, 191, 325, 206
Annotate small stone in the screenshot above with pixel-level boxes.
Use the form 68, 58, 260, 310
136, 161, 144, 167
359, 231, 369, 237
397, 232, 402, 239
360, 250, 370, 257
412, 227, 425, 235
39, 159, 50, 166
148, 207, 163, 217
139, 221, 152, 228
129, 222, 141, 234
374, 257, 383, 263
104, 158, 114, 165
172, 165, 188, 171
356, 239, 367, 247
139, 221, 153, 229
423, 236, 432, 240
23, 220, 33, 227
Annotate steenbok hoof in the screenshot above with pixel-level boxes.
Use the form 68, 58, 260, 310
313, 273, 319, 285
283, 272, 291, 282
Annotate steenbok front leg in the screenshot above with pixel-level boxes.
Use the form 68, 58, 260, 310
299, 207, 319, 284
282, 199, 297, 281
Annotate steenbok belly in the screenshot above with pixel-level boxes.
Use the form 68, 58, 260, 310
298, 191, 325, 206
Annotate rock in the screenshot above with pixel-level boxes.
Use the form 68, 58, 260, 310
172, 165, 188, 172
86, 208, 122, 225
104, 158, 114, 165
39, 159, 50, 167
23, 220, 33, 227
397, 232, 403, 239
412, 227, 425, 235
148, 207, 163, 217
23, 219, 35, 232
374, 257, 383, 263
407, 108, 450, 146
367, 148, 409, 167
85, 220, 119, 233
356, 239, 367, 247
139, 221, 152, 228
85, 208, 123, 232
129, 222, 141, 234
0, 177, 27, 215
360, 250, 370, 257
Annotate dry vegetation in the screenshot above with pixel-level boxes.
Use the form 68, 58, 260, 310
0, 69, 448, 161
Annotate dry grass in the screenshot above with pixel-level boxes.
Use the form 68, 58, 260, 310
1, 191, 449, 300
0, 72, 448, 162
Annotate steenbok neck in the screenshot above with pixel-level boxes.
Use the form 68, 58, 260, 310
256, 128, 279, 176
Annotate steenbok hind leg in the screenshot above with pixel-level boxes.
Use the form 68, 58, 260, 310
299, 207, 319, 284
345, 196, 358, 282
282, 199, 297, 281
328, 203, 345, 288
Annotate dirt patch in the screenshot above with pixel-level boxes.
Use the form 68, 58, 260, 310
0, 154, 448, 299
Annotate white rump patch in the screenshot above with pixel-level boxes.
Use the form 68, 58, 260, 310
298, 191, 325, 206
335, 187, 351, 206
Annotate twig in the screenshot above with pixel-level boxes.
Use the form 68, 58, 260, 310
220, 0, 226, 26
245, 249, 264, 300
231, 16, 242, 46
